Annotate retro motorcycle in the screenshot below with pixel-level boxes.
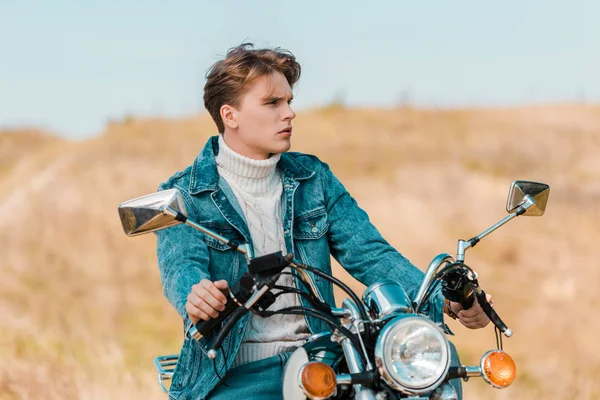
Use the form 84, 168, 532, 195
118, 180, 550, 399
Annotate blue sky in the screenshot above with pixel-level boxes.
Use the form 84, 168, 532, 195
1, 0, 599, 138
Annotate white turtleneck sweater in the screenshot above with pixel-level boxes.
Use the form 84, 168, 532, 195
215, 135, 310, 367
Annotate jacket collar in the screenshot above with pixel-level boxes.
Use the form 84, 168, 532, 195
189, 135, 315, 195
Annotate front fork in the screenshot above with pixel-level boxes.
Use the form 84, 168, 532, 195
332, 299, 377, 400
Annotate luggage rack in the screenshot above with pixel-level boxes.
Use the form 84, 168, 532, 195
154, 355, 179, 393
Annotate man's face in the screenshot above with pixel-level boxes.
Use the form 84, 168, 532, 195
223, 71, 296, 160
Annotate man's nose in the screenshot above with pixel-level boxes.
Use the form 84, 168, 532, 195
283, 104, 296, 120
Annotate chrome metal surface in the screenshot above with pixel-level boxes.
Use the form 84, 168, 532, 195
331, 307, 353, 319
341, 334, 364, 373
245, 285, 270, 308
119, 189, 254, 260
430, 383, 458, 400
229, 290, 244, 307
354, 390, 377, 400
302, 331, 333, 345
456, 181, 550, 262
506, 180, 550, 216
340, 337, 376, 399
363, 280, 413, 319
187, 324, 202, 341
336, 373, 352, 385
456, 239, 470, 263
154, 354, 179, 393
118, 189, 187, 236
341, 298, 365, 327
182, 215, 252, 260
465, 366, 482, 378
374, 315, 451, 395
341, 298, 372, 370
456, 211, 520, 262
414, 253, 455, 313
474, 212, 519, 242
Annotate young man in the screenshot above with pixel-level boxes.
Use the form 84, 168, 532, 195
155, 43, 490, 400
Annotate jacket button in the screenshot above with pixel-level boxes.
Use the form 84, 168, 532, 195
311, 227, 318, 233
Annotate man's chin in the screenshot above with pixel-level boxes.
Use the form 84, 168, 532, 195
272, 139, 292, 154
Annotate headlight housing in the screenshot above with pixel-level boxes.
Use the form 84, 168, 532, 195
374, 316, 451, 394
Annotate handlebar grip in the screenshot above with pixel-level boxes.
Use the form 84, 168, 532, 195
475, 289, 512, 337
192, 274, 255, 341
447, 366, 468, 380
194, 288, 238, 338
461, 295, 475, 311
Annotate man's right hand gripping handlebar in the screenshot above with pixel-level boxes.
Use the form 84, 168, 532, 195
184, 252, 294, 357
185, 275, 255, 343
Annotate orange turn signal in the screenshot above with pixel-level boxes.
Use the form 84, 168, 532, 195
481, 350, 517, 388
299, 361, 337, 399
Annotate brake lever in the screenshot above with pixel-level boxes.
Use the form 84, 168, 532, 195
207, 306, 249, 358
474, 287, 512, 337
206, 272, 284, 358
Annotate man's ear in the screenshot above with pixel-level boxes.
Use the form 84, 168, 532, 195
220, 104, 238, 130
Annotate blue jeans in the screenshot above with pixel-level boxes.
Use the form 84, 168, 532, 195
206, 352, 292, 399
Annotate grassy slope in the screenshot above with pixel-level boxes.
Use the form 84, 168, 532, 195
1, 105, 599, 399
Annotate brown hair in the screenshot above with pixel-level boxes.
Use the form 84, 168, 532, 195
203, 43, 301, 133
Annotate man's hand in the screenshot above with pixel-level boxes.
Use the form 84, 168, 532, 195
451, 293, 493, 329
186, 279, 229, 324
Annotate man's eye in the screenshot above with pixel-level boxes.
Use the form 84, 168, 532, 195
287, 100, 293, 105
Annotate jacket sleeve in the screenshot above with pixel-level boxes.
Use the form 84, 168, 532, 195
154, 184, 211, 326
320, 161, 445, 323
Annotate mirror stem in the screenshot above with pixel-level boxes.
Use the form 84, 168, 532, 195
163, 206, 253, 262
456, 197, 535, 262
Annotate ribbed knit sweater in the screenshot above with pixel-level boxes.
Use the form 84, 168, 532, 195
216, 135, 310, 367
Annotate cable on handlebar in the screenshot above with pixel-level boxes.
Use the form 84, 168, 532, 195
279, 271, 336, 315
291, 263, 370, 324
209, 307, 249, 356
272, 283, 332, 314
258, 306, 364, 351
291, 263, 374, 347
212, 347, 229, 388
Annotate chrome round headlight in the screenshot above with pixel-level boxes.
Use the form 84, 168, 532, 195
374, 316, 450, 394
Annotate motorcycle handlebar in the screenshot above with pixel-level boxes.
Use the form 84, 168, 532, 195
193, 288, 239, 338
195, 252, 292, 353
441, 263, 512, 338
192, 274, 255, 341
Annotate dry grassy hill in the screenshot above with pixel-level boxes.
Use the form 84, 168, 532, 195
1, 105, 599, 399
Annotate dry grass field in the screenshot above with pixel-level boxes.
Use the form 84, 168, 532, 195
1, 104, 599, 399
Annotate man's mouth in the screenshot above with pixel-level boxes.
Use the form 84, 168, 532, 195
278, 127, 293, 135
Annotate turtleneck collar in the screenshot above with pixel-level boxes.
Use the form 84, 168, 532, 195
216, 134, 281, 193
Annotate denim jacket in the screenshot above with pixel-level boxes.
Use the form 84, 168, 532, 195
155, 136, 444, 400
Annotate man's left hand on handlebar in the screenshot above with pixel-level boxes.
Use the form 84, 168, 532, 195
451, 293, 493, 329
